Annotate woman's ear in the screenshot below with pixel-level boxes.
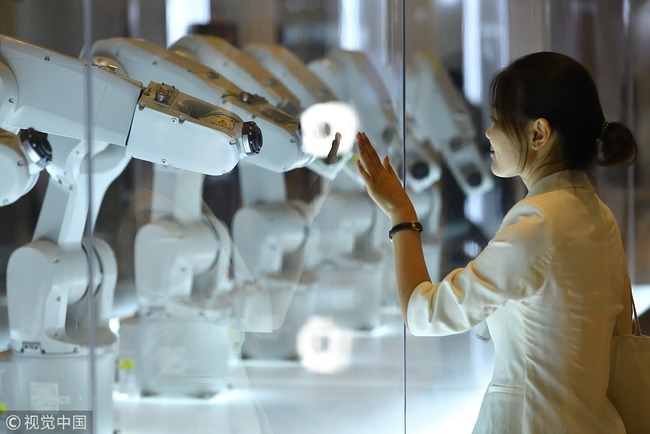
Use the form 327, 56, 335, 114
530, 118, 553, 151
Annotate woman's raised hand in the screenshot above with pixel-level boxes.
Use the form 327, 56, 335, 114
355, 132, 418, 224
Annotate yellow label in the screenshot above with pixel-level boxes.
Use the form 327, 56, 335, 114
207, 115, 236, 131
119, 358, 136, 370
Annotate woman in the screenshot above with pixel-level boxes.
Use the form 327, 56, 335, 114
355, 51, 638, 433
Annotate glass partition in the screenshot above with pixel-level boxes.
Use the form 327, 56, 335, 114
0, 1, 647, 434
403, 1, 650, 432
1, 1, 408, 433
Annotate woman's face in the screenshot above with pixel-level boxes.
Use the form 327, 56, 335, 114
485, 115, 525, 178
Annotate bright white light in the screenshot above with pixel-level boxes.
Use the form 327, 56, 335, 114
166, 0, 211, 46
462, 0, 482, 105
109, 317, 120, 334
113, 390, 141, 402
339, 0, 362, 50
300, 101, 359, 158
464, 191, 485, 225
297, 316, 353, 374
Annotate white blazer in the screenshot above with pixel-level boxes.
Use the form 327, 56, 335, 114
407, 170, 627, 434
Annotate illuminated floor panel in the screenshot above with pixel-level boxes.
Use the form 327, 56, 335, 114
113, 311, 495, 434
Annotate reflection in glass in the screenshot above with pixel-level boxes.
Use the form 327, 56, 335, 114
0, 1, 647, 434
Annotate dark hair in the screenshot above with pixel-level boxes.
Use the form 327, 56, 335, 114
489, 51, 637, 170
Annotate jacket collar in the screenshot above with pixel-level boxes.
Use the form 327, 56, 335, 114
526, 170, 594, 198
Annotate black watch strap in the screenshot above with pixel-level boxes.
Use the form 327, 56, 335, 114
389, 221, 423, 241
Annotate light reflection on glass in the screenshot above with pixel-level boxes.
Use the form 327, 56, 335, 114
296, 315, 353, 374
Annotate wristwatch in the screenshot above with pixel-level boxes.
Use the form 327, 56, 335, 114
388, 221, 423, 241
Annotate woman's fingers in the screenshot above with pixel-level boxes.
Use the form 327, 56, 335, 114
356, 131, 402, 187
356, 132, 383, 173
360, 133, 382, 167
354, 131, 416, 220
383, 155, 394, 173
356, 132, 385, 189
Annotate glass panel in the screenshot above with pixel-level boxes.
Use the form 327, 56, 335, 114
109, 2, 407, 433
403, 1, 649, 432
0, 1, 126, 433
403, 1, 496, 432
630, 1, 650, 304
2, 1, 648, 434
1, 1, 406, 433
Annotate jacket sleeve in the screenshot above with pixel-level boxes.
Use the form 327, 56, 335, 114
407, 200, 554, 336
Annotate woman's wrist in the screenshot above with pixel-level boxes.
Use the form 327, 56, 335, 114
390, 209, 419, 226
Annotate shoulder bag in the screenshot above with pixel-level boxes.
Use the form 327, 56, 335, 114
608, 282, 650, 434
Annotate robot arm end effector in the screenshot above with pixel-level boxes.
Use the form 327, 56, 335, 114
299, 101, 358, 179
127, 81, 263, 176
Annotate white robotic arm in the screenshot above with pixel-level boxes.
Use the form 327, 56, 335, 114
84, 37, 313, 396
0, 35, 260, 181
0, 39, 259, 345
244, 43, 338, 109
169, 40, 360, 275
0, 34, 259, 342
180, 42, 354, 340
169, 35, 357, 179
0, 34, 136, 354
84, 38, 278, 322
90, 37, 311, 173
128, 81, 261, 175
231, 49, 396, 331
240, 42, 358, 172
308, 49, 443, 194
171, 35, 303, 117
308, 48, 399, 176
100, 36, 354, 308
0, 34, 260, 424
405, 53, 493, 196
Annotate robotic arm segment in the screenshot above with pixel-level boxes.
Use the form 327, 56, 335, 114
238, 43, 359, 177
91, 37, 310, 173
230, 200, 316, 333
308, 49, 399, 185
1, 35, 139, 146
309, 49, 399, 152
7, 238, 117, 354
388, 143, 443, 194
0, 59, 18, 123
244, 43, 337, 108
170, 37, 358, 179
134, 219, 221, 307
406, 53, 493, 196
308, 191, 378, 263
128, 81, 259, 175
170, 35, 303, 116
232, 203, 309, 281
